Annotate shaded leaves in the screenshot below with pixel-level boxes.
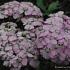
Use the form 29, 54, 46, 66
36, 0, 59, 16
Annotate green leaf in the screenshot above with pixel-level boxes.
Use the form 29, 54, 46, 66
48, 0, 59, 11
45, 0, 59, 15
36, 0, 46, 11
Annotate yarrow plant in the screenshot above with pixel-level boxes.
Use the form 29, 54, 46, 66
0, 1, 43, 70
0, 22, 40, 70
37, 11, 70, 64
0, 1, 70, 70
0, 1, 42, 19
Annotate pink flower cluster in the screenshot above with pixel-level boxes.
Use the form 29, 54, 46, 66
0, 1, 42, 19
37, 11, 70, 64
0, 1, 43, 70
0, 1, 70, 70
0, 22, 39, 70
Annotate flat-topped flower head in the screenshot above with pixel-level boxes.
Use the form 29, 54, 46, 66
37, 11, 70, 64
0, 1, 42, 19
0, 1, 43, 70
0, 22, 39, 70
